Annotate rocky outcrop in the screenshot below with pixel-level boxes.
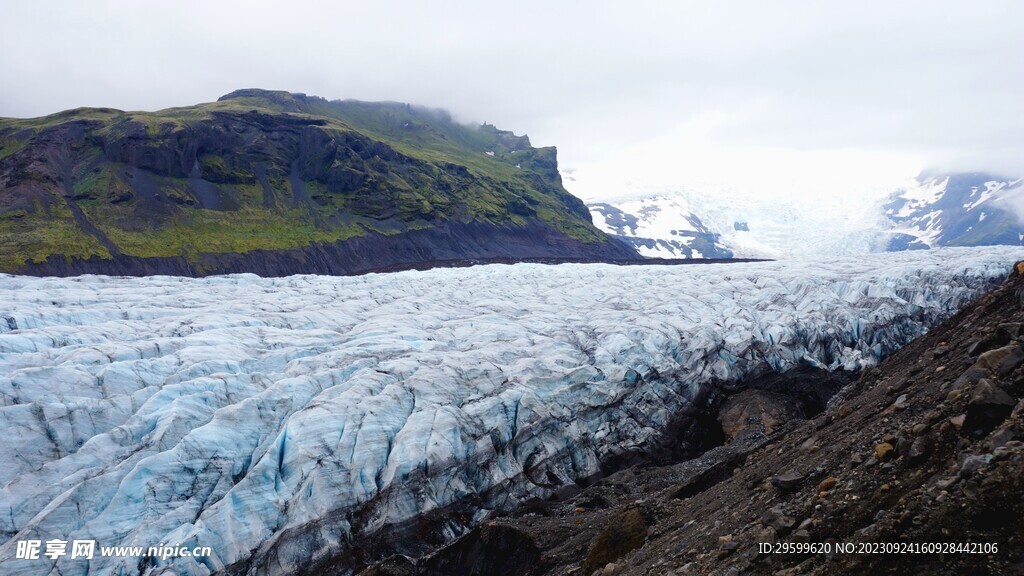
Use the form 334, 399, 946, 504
718, 389, 799, 441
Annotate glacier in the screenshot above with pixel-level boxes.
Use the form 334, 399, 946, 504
0, 247, 1020, 575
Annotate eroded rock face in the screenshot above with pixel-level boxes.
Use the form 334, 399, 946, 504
0, 248, 1017, 576
718, 389, 800, 441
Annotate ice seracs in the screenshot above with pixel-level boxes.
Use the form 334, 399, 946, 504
0, 247, 1020, 575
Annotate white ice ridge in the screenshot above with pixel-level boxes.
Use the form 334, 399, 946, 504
0, 247, 1020, 575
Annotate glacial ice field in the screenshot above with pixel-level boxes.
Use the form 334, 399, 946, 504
0, 247, 1020, 575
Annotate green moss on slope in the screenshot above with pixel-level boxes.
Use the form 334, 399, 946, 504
0, 204, 110, 268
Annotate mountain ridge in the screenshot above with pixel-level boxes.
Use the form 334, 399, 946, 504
0, 89, 638, 276
588, 196, 733, 259
883, 172, 1023, 250
584, 171, 1023, 260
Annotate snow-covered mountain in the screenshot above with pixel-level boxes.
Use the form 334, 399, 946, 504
882, 172, 1024, 251
588, 196, 732, 258
587, 187, 889, 259
585, 172, 1023, 259
0, 248, 1019, 575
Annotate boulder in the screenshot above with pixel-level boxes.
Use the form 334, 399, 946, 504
771, 470, 806, 491
975, 344, 1024, 375
964, 379, 1016, 434
958, 454, 993, 478
952, 367, 988, 391
761, 505, 796, 533
874, 442, 895, 460
968, 326, 1014, 357
908, 436, 931, 463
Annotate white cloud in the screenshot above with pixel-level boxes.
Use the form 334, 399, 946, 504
2, 0, 1022, 202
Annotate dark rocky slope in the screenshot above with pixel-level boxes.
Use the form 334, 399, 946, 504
358, 262, 1024, 576
0, 90, 637, 276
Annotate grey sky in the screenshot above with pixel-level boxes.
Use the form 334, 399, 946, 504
2, 0, 1022, 200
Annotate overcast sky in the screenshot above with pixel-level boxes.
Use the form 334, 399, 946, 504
2, 1, 1022, 202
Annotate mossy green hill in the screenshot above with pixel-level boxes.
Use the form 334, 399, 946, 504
0, 89, 637, 276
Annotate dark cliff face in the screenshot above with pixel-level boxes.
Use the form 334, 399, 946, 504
0, 90, 638, 276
